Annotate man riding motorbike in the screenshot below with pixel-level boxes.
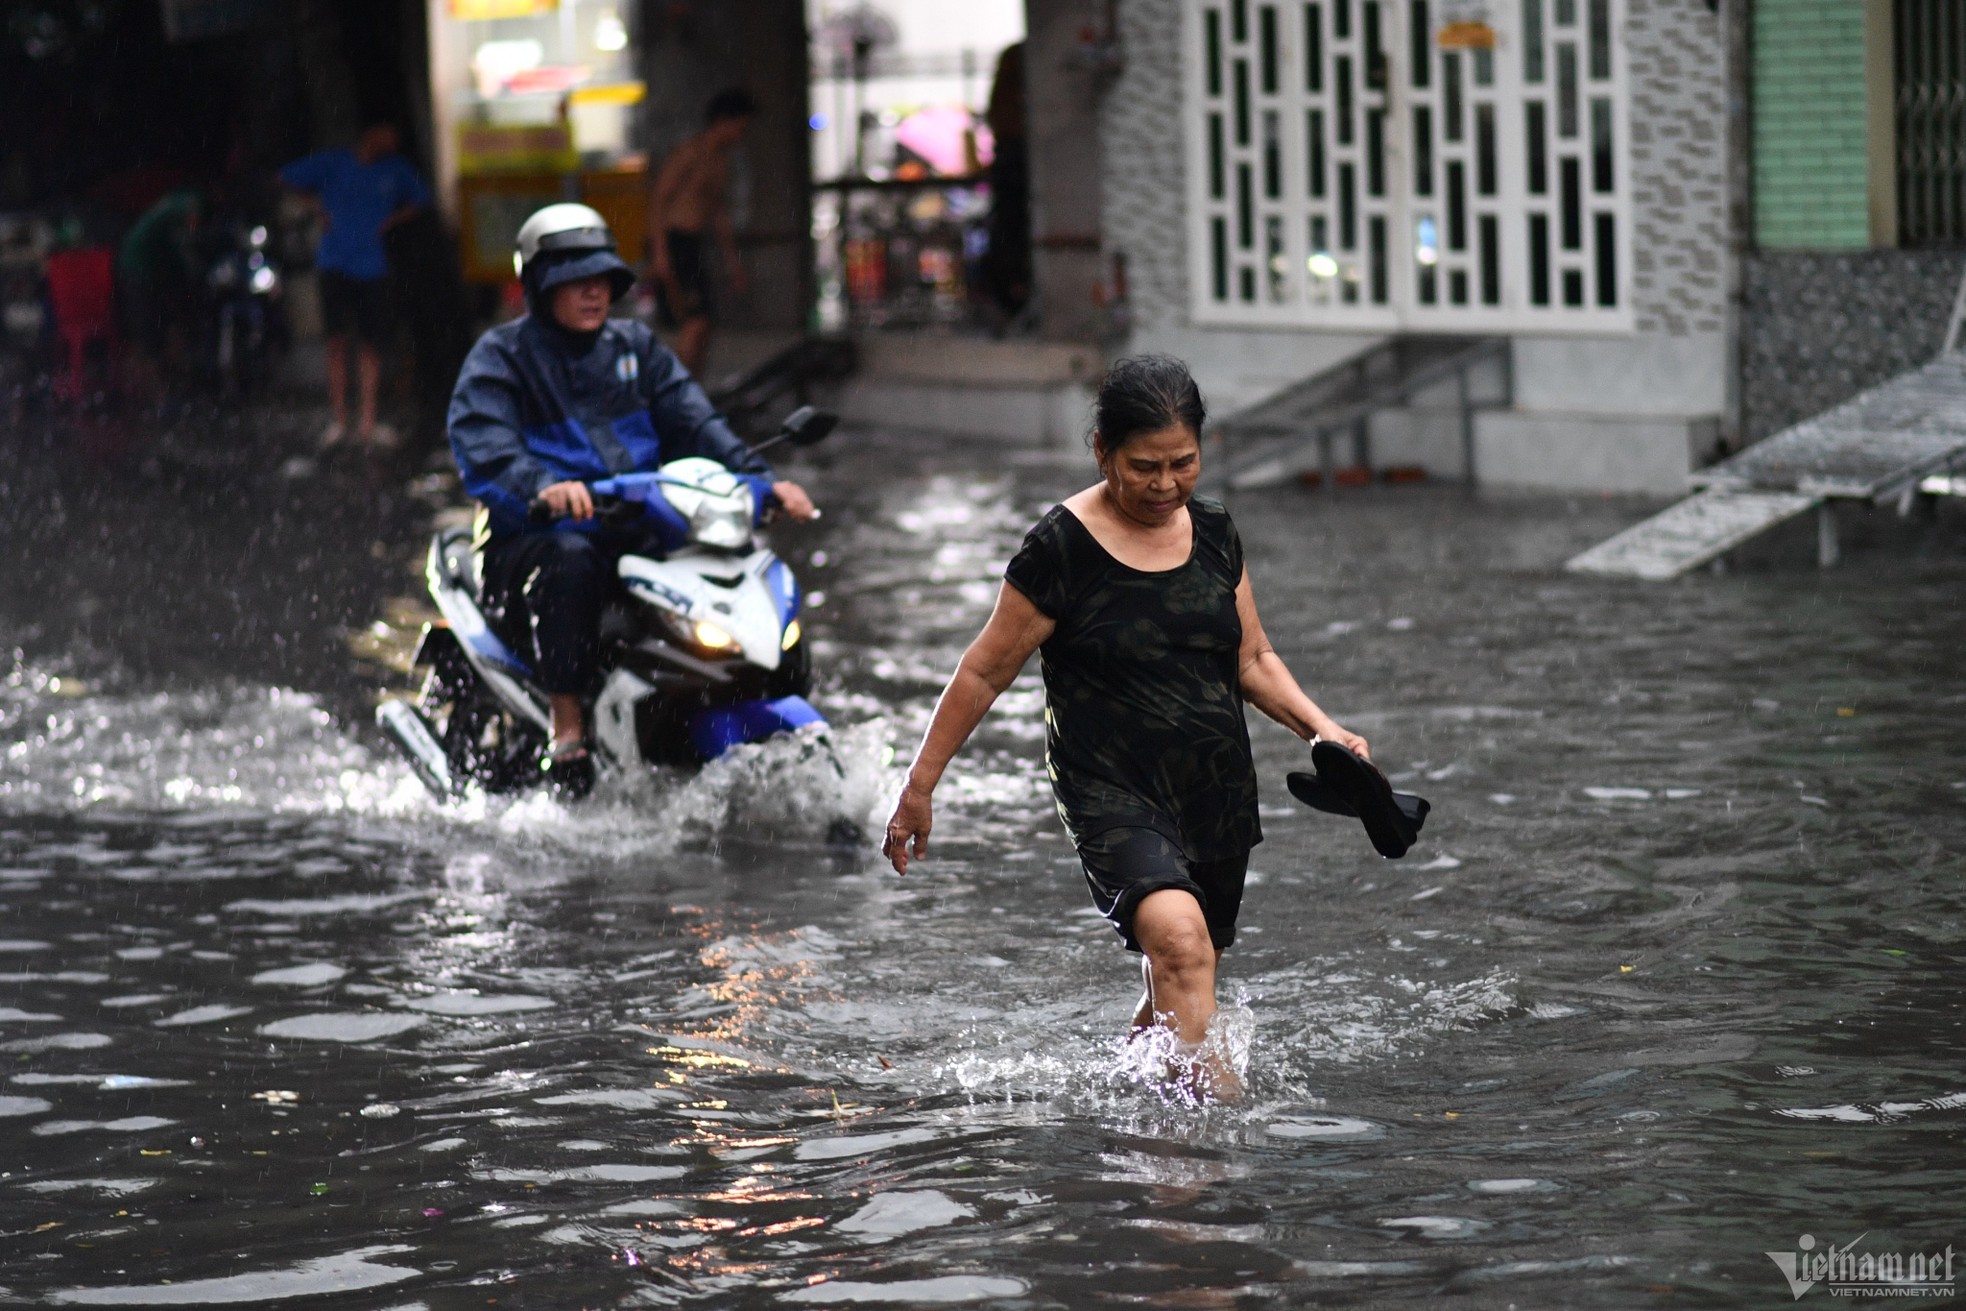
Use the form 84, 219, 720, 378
447, 203, 816, 797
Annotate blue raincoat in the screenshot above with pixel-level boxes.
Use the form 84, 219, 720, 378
447, 315, 772, 537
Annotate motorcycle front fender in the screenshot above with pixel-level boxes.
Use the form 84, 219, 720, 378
686, 696, 825, 762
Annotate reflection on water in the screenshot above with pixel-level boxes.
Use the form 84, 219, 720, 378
2, 431, 1963, 1307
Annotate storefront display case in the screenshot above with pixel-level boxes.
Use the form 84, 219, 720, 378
431, 0, 648, 284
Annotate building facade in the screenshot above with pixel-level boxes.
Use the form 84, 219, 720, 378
1742, 0, 1966, 444
1097, 0, 1963, 495
1102, 0, 1730, 493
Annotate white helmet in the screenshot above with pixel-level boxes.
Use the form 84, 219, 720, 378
513, 203, 635, 300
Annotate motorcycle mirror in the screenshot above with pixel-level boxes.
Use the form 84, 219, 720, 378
780, 406, 838, 447
748, 406, 839, 457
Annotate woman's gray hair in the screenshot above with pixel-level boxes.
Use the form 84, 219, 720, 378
1089, 355, 1207, 453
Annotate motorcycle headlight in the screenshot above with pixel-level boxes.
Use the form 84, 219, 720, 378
780, 618, 801, 651
250, 266, 278, 293
693, 620, 737, 651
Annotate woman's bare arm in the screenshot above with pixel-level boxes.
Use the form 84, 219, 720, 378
1233, 568, 1370, 757
884, 583, 1055, 873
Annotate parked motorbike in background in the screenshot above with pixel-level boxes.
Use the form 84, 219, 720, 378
201, 216, 285, 398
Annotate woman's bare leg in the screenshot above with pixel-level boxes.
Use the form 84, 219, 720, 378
1130, 888, 1241, 1101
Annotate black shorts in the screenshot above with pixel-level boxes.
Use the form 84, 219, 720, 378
318, 270, 390, 344
1077, 827, 1251, 954
656, 231, 714, 328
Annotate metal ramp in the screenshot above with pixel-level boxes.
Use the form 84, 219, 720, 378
1564, 489, 1820, 580
1566, 353, 1966, 580
1211, 335, 1511, 491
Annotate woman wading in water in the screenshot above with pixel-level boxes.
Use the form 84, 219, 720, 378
882, 356, 1369, 1101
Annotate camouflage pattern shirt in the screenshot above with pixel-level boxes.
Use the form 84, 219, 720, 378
1004, 496, 1262, 860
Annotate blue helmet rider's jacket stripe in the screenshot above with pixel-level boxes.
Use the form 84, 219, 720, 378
610, 409, 663, 469
524, 418, 612, 484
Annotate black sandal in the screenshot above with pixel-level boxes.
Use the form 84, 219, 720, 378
542, 742, 595, 801
1286, 740, 1428, 859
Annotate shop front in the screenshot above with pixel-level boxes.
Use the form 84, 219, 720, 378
427, 0, 648, 286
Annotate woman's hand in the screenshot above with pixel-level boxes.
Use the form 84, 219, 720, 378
883, 781, 933, 875
1316, 723, 1371, 760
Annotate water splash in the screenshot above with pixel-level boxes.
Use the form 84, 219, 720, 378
453, 718, 894, 860
0, 659, 412, 816
0, 655, 892, 858
935, 968, 1517, 1128
939, 998, 1257, 1116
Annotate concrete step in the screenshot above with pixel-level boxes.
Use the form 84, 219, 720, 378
835, 334, 1102, 445
837, 376, 1096, 445
1473, 410, 1719, 496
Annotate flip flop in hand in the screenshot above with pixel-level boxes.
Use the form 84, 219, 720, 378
1285, 740, 1430, 859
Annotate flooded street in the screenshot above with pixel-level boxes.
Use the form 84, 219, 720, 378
3, 421, 1963, 1309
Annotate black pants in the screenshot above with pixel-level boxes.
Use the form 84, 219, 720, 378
480, 531, 620, 696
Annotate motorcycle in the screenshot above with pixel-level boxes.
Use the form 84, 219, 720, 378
202, 218, 284, 398
378, 406, 840, 802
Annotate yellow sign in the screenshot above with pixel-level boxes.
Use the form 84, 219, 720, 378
457, 122, 579, 175
449, 0, 558, 19
569, 81, 647, 106
1437, 20, 1497, 48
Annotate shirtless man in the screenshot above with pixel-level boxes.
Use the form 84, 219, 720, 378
649, 87, 757, 373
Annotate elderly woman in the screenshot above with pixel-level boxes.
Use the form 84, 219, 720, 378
883, 355, 1370, 1100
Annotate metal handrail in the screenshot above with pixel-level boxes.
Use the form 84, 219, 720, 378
1943, 263, 1966, 356
1212, 335, 1511, 493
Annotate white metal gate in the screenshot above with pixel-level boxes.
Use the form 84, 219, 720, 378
1183, 0, 1631, 331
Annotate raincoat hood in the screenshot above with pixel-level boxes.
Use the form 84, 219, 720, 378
526, 248, 637, 308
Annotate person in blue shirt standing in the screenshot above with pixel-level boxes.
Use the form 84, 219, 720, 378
280, 123, 429, 451
448, 203, 816, 796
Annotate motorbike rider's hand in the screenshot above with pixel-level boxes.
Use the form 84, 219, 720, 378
771, 480, 818, 523
540, 480, 595, 522
883, 780, 933, 876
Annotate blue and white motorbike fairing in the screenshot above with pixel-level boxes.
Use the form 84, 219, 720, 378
379, 431, 836, 801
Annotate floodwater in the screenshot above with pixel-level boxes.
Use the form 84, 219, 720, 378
3, 424, 1964, 1309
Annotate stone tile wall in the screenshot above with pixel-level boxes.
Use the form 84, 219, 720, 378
1625, 0, 1730, 338
1741, 251, 1966, 442
1101, 0, 1189, 339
